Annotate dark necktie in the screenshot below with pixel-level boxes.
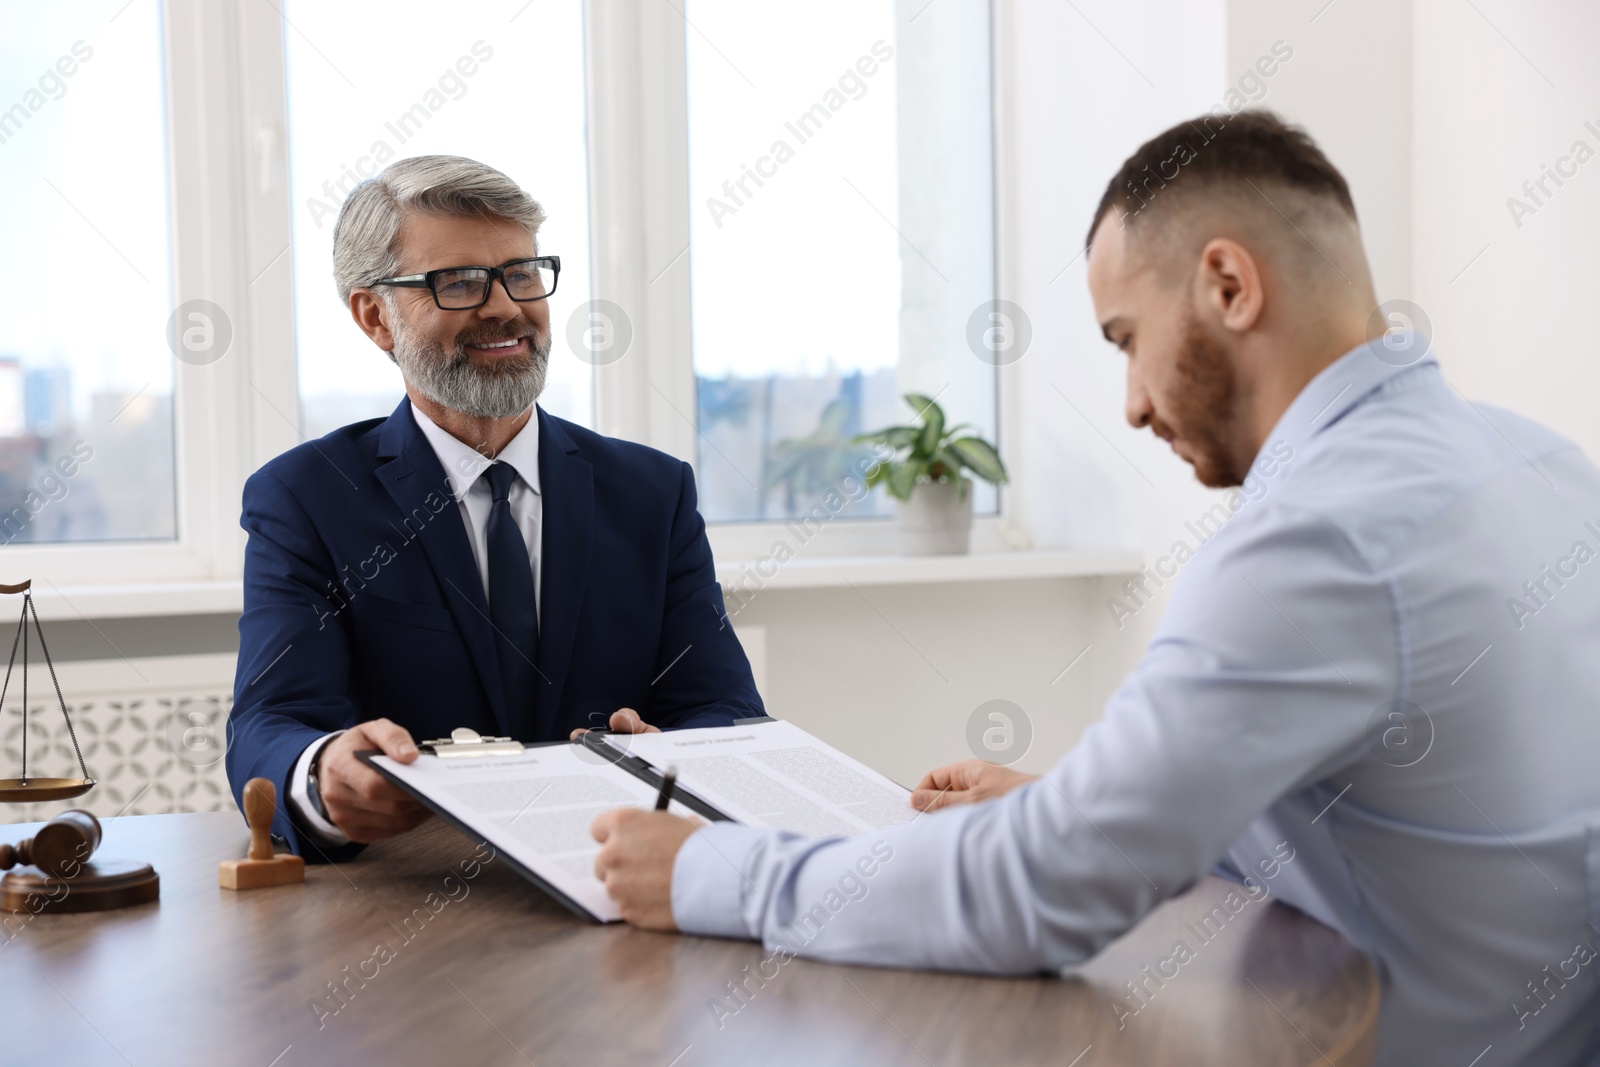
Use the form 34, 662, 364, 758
483, 461, 539, 730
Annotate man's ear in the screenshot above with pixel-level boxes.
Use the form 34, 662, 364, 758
349, 289, 397, 352
1195, 237, 1265, 334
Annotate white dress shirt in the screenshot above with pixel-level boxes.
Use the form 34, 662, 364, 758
672, 338, 1600, 1064
288, 402, 543, 845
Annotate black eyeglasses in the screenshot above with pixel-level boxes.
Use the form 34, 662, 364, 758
369, 255, 561, 310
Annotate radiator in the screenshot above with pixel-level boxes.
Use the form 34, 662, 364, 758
1, 653, 237, 825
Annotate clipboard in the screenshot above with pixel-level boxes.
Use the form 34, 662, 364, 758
355, 730, 737, 923
356, 741, 622, 923
356, 715, 909, 924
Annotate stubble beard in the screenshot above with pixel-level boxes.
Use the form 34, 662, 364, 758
1159, 315, 1251, 488
390, 311, 551, 419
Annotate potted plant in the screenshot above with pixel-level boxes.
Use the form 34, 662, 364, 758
854, 393, 1007, 555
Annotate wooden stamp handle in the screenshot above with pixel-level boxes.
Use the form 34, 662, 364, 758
243, 778, 276, 861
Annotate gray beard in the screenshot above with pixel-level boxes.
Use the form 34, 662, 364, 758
390, 317, 550, 419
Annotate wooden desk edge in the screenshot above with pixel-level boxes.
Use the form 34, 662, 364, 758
1320, 958, 1381, 1067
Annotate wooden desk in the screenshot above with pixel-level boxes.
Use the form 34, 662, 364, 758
0, 813, 1377, 1066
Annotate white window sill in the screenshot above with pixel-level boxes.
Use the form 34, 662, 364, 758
27, 549, 1143, 620
715, 548, 1142, 592
28, 579, 245, 622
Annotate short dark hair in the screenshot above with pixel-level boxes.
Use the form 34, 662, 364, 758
1086, 109, 1356, 248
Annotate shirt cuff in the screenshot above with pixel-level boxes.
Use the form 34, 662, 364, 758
288, 732, 350, 847
671, 821, 770, 939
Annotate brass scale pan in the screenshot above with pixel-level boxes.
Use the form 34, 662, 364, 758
0, 579, 96, 803
0, 779, 96, 802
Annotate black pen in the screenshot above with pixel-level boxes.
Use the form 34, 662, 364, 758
653, 765, 677, 811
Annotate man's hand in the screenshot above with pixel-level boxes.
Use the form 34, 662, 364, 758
570, 707, 661, 741
910, 759, 1039, 813
590, 808, 700, 930
318, 718, 433, 843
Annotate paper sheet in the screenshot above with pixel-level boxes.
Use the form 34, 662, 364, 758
609, 721, 917, 837
370, 744, 693, 922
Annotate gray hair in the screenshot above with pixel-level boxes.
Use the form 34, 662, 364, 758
331, 155, 547, 304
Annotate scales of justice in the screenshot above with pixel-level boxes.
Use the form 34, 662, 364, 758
0, 580, 159, 913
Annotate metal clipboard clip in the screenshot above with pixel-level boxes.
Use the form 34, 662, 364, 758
418, 727, 525, 758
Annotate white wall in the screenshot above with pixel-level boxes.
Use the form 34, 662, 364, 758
1227, 0, 1600, 465
729, 578, 1102, 787
1226, 0, 1414, 301
1413, 0, 1600, 462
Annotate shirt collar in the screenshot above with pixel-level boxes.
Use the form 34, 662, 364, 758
1258, 331, 1440, 464
408, 401, 542, 502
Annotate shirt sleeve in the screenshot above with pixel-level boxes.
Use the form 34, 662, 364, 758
287, 731, 350, 846
670, 503, 1401, 971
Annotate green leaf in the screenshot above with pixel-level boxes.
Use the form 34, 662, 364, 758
886, 461, 919, 502
853, 425, 919, 451
903, 393, 939, 423
905, 394, 945, 457
947, 436, 1008, 485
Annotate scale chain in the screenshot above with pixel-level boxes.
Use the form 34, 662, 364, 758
1, 598, 24, 781
21, 593, 27, 781
28, 592, 89, 781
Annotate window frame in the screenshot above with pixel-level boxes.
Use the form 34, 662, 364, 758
18, 0, 1028, 604
3, 0, 296, 591
584, 0, 1025, 561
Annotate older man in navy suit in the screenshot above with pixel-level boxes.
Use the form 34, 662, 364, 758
226, 155, 762, 860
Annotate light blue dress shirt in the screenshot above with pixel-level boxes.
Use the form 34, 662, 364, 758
672, 337, 1600, 1065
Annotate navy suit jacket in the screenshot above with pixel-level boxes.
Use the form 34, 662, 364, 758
226, 398, 763, 860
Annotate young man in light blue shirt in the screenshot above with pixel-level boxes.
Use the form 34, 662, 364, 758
590, 110, 1600, 1064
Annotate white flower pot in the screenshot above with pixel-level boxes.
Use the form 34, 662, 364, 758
896, 477, 974, 555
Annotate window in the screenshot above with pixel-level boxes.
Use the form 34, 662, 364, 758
684, 0, 998, 524
284, 0, 595, 439
1, 0, 1017, 600
0, 2, 175, 545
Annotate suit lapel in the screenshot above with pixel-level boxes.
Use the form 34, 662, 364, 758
374, 398, 512, 735
535, 409, 593, 736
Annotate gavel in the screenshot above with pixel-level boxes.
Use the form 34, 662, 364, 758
1, 809, 159, 914
0, 809, 100, 879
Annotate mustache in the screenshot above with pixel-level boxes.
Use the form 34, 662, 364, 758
456, 324, 538, 346
448, 323, 550, 363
